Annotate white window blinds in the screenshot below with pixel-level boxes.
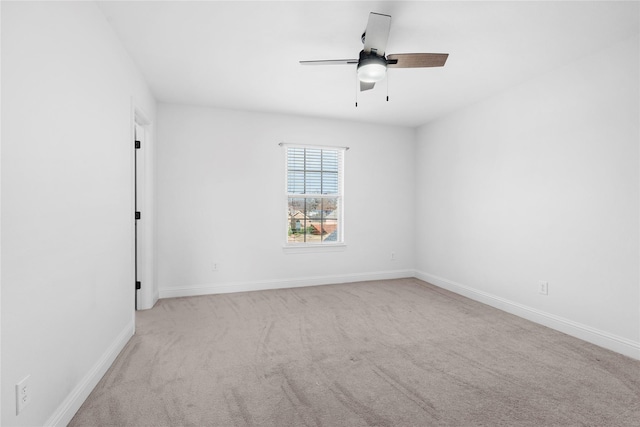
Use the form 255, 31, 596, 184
287, 147, 341, 195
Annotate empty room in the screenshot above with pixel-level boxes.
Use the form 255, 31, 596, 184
1, 1, 639, 426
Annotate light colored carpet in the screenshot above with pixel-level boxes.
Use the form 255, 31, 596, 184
70, 278, 640, 426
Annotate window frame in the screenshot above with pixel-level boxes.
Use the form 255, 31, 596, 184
282, 143, 346, 249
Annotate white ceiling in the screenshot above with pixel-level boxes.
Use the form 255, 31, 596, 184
98, 1, 639, 128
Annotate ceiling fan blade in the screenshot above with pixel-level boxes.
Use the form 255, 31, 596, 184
387, 53, 449, 68
360, 81, 375, 91
299, 59, 358, 65
363, 12, 391, 56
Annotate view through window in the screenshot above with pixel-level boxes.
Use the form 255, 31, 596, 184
286, 146, 344, 244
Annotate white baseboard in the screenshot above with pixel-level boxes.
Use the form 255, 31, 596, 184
159, 269, 415, 299
45, 320, 135, 427
415, 270, 640, 361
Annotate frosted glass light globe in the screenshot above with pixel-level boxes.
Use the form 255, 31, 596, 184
357, 62, 387, 83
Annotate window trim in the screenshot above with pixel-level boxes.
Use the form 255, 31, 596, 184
282, 143, 346, 249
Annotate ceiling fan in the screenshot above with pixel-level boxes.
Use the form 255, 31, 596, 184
300, 12, 448, 92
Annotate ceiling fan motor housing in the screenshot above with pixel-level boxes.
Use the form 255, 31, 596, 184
357, 50, 387, 83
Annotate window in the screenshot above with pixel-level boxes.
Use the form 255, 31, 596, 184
285, 145, 344, 245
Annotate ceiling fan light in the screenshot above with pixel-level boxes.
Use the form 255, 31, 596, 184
357, 62, 387, 83
357, 51, 387, 83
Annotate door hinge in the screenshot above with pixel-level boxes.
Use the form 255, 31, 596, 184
136, 281, 141, 290
135, 140, 141, 149
135, 211, 141, 220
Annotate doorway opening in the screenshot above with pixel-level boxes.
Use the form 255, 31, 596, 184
134, 123, 143, 309
133, 109, 154, 310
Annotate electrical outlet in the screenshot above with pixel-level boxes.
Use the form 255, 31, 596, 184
390, 252, 396, 261
539, 281, 549, 295
212, 261, 218, 271
16, 375, 31, 415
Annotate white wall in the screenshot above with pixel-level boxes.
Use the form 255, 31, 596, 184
415, 35, 639, 358
1, 2, 156, 426
156, 104, 415, 296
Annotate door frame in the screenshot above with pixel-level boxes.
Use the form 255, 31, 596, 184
132, 103, 156, 310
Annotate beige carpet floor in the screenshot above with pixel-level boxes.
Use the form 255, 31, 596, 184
70, 278, 640, 426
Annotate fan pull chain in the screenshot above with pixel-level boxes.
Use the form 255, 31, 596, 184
386, 72, 389, 102
355, 70, 358, 107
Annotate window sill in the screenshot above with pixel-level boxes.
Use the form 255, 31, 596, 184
282, 244, 346, 254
